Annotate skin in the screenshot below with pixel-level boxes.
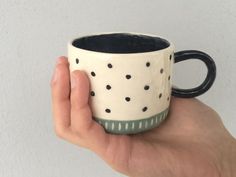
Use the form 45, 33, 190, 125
50, 56, 236, 177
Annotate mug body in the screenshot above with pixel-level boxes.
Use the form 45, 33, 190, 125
68, 32, 174, 134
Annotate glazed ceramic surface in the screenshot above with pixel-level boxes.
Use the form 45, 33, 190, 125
68, 32, 173, 134
68, 32, 216, 134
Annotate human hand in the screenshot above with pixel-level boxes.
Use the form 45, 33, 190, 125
50, 56, 236, 177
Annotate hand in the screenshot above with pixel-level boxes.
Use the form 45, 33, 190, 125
50, 57, 236, 177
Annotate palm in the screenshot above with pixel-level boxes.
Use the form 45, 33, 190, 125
103, 98, 225, 177
51, 57, 230, 177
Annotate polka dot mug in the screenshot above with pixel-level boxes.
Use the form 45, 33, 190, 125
68, 32, 216, 134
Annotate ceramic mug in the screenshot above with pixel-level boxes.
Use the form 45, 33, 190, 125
68, 32, 216, 134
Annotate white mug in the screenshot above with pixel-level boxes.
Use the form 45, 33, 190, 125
68, 32, 216, 134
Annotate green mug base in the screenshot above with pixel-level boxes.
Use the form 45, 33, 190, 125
93, 108, 169, 134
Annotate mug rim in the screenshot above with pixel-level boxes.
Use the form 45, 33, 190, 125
68, 32, 174, 55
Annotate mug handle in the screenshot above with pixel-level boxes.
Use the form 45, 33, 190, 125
172, 50, 216, 98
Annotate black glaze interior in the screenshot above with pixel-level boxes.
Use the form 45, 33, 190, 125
72, 33, 170, 53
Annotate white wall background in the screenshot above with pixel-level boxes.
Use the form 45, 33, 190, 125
0, 0, 235, 177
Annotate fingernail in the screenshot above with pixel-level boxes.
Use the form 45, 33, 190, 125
56, 57, 65, 64
71, 72, 77, 89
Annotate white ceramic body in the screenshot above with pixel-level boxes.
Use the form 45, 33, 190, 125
68, 32, 174, 134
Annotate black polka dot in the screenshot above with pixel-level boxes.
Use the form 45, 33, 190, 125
167, 97, 170, 101
159, 93, 162, 98
160, 68, 164, 74
105, 108, 111, 113
125, 97, 131, 102
126, 75, 131, 79
142, 107, 148, 112
106, 85, 111, 90
90, 91, 95, 96
76, 58, 79, 64
168, 76, 171, 80
146, 62, 150, 67
144, 85, 150, 90
169, 55, 172, 60
91, 71, 96, 77
107, 63, 113, 68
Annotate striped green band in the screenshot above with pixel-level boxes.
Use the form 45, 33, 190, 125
93, 108, 169, 134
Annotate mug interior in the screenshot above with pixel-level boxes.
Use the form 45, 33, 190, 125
72, 33, 170, 53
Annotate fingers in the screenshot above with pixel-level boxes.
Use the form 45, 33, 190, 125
51, 62, 135, 173
50, 56, 74, 141
70, 70, 112, 155
70, 71, 93, 133
51, 59, 128, 162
